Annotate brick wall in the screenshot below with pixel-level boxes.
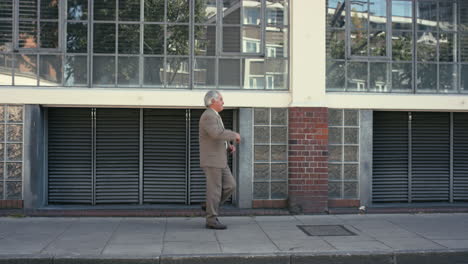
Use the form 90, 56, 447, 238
288, 107, 328, 213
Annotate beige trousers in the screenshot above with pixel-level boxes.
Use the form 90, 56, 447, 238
203, 167, 236, 224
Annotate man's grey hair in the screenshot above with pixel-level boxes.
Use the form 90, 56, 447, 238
204, 90, 221, 107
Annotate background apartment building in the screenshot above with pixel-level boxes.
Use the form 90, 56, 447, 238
0, 0, 466, 213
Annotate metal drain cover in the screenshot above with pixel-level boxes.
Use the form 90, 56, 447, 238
298, 225, 357, 236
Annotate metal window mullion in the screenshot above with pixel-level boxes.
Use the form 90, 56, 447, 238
61, 0, 66, 86
367, 0, 370, 58
139, 109, 143, 204
345, 0, 350, 91
43, 108, 49, 205
115, 0, 119, 87
261, 0, 265, 57
388, 0, 392, 92
450, 112, 454, 203
436, 1, 440, 93
139, 0, 144, 87
341, 110, 345, 199
89, 0, 94, 87
37, 0, 41, 49
408, 112, 412, 203
163, 0, 167, 87
412, 0, 417, 94
190, 0, 194, 90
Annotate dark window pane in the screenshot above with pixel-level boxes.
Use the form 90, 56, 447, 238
67, 23, 88, 53
166, 57, 189, 88
143, 57, 163, 86
119, 0, 140, 21
39, 55, 62, 86
417, 32, 437, 61
94, 0, 116, 20
119, 24, 140, 54
265, 59, 287, 90
94, 23, 116, 53
68, 0, 88, 20
327, 30, 345, 59
19, 0, 37, 19
167, 25, 189, 55
369, 62, 388, 92
351, 30, 367, 56
195, 26, 216, 56
193, 58, 215, 88
461, 64, 468, 92
15, 54, 38, 86
0, 0, 13, 18
144, 24, 164, 54
391, 63, 412, 91
392, 31, 412, 61
0, 21, 13, 52
168, 0, 189, 22
327, 0, 346, 28
350, 1, 368, 30
326, 60, 345, 90
0, 54, 13, 85
243, 0, 261, 25
144, 0, 164, 22
439, 33, 455, 62
439, 1, 455, 31
242, 26, 261, 53
417, 63, 437, 91
347, 61, 367, 91
223, 0, 241, 24
93, 56, 115, 85
40, 22, 59, 48
439, 64, 457, 92
243, 58, 265, 89
392, 0, 412, 30
223, 26, 241, 52
266, 0, 287, 26
195, 0, 217, 24
461, 1, 468, 32
417, 1, 437, 31
118, 56, 139, 86
65, 56, 87, 86
41, 0, 59, 19
219, 59, 240, 88
461, 34, 468, 62
369, 31, 386, 56
19, 21, 37, 48
266, 27, 287, 58
369, 0, 386, 30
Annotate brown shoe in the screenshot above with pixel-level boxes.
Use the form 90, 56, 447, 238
206, 220, 227, 230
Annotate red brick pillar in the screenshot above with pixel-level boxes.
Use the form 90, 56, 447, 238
288, 107, 328, 213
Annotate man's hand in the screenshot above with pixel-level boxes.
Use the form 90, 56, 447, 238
227, 144, 236, 154
235, 133, 241, 143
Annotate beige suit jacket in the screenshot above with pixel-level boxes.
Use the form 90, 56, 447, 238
199, 108, 238, 168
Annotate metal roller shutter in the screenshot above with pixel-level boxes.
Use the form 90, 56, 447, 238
95, 109, 140, 204
189, 110, 234, 204
454, 113, 468, 202
411, 112, 450, 202
48, 108, 93, 204
143, 109, 187, 203
372, 112, 409, 203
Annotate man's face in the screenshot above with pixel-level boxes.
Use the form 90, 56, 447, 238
211, 94, 224, 112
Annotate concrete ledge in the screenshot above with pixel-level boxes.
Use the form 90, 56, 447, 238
160, 254, 290, 264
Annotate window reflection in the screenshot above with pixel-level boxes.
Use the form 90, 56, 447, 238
391, 63, 412, 91
392, 31, 412, 61
266, 0, 287, 26
93, 56, 115, 85
39, 55, 62, 86
417, 63, 437, 91
327, 0, 346, 28
369, 62, 388, 92
351, 0, 368, 30
219, 59, 240, 88
118, 56, 139, 85
242, 26, 261, 53
67, 23, 88, 53
439, 64, 457, 92
392, 0, 412, 30
15, 54, 38, 86
417, 32, 437, 62
327, 60, 345, 90
195, 0, 217, 23
68, 0, 88, 20
369, 0, 386, 30
195, 26, 216, 56
166, 57, 189, 88
193, 58, 215, 88
417, 1, 437, 31
266, 59, 287, 89
266, 27, 287, 58
347, 61, 368, 91
439, 1, 455, 31
65, 56, 87, 86
243, 58, 264, 89
0, 55, 13, 85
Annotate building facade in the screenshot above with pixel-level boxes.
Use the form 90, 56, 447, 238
0, 0, 466, 212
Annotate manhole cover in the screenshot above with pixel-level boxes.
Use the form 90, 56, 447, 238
297, 225, 357, 236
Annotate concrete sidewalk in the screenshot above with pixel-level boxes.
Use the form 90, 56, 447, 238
0, 213, 467, 264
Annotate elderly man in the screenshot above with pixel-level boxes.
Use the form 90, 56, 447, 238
199, 91, 241, 229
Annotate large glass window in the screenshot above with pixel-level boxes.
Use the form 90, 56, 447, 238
327, 0, 467, 94
0, 0, 288, 89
